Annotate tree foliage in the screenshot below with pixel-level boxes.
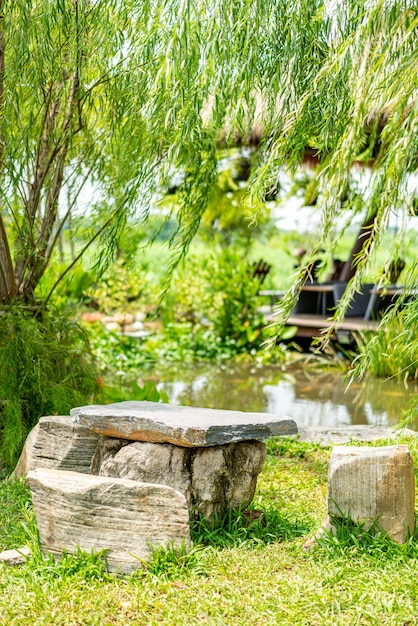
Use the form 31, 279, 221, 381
0, 0, 416, 327
0, 306, 99, 467
0, 0, 416, 464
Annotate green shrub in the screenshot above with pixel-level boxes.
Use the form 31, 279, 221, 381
0, 306, 100, 470
353, 304, 418, 381
87, 258, 153, 314
143, 323, 240, 362
86, 322, 155, 373
161, 248, 267, 356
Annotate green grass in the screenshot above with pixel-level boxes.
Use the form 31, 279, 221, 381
0, 477, 36, 551
2, 437, 418, 625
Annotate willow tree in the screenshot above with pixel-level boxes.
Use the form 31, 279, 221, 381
0, 0, 417, 464
1, 0, 416, 306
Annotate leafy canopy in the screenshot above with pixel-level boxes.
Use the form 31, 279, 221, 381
0, 0, 416, 318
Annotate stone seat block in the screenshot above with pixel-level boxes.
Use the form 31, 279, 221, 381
27, 468, 190, 575
328, 445, 415, 543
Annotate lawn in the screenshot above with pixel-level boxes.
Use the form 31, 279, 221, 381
1, 437, 418, 625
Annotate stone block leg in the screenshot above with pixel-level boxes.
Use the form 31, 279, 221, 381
328, 445, 415, 543
92, 437, 266, 520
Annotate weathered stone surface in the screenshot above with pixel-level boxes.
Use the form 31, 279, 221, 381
0, 546, 31, 567
71, 401, 297, 446
92, 437, 266, 519
13, 416, 101, 478
328, 445, 415, 543
191, 440, 266, 518
27, 468, 190, 575
91, 439, 191, 501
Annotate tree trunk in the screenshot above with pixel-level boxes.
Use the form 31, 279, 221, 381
0, 214, 17, 300
339, 210, 378, 283
0, 1, 17, 300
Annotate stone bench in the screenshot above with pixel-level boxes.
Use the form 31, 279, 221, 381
303, 444, 415, 550
327, 444, 415, 543
13, 404, 417, 571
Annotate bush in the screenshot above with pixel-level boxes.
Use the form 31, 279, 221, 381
353, 303, 418, 381
161, 248, 267, 355
0, 306, 100, 470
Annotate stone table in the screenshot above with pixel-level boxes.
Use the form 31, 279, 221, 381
70, 401, 298, 518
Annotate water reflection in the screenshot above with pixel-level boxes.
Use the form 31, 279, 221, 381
143, 363, 417, 429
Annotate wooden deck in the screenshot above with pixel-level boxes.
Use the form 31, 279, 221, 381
287, 313, 378, 338
262, 310, 379, 343
258, 279, 416, 345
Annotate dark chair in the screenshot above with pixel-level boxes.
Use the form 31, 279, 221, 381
293, 290, 320, 314
333, 282, 374, 318
363, 259, 406, 319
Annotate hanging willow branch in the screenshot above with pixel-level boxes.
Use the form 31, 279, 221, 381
0, 0, 415, 337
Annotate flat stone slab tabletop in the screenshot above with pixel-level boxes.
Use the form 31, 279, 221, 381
70, 401, 298, 447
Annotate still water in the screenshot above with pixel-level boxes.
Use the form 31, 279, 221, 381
144, 363, 417, 430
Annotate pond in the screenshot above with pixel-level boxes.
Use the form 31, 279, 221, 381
143, 362, 417, 430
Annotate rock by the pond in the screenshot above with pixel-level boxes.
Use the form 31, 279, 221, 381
0, 546, 31, 567
12, 416, 101, 478
27, 468, 190, 575
328, 445, 415, 543
71, 401, 297, 447
297, 425, 416, 447
91, 437, 266, 519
